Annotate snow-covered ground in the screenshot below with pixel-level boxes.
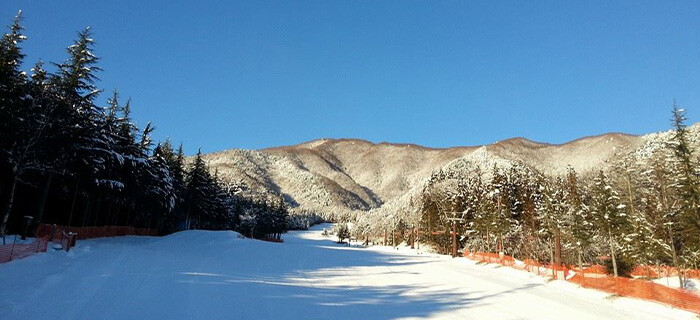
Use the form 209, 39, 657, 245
0, 224, 695, 320
651, 277, 700, 292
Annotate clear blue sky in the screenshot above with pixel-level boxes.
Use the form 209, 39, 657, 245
2, 1, 699, 154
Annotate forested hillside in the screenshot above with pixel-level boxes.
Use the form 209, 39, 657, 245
0, 13, 293, 241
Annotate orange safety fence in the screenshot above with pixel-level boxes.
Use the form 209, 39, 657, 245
632, 265, 700, 280
0, 236, 49, 263
465, 250, 572, 279
2, 224, 157, 264
582, 264, 607, 275
569, 274, 700, 314
463, 249, 700, 314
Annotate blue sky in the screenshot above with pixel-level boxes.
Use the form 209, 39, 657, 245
2, 1, 699, 154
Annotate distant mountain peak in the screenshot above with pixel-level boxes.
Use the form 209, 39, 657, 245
203, 125, 698, 216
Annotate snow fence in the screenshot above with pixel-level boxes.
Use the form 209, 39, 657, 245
464, 250, 700, 314
35, 224, 157, 240
0, 236, 48, 263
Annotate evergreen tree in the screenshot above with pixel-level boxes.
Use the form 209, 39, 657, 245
590, 171, 628, 276
563, 167, 593, 272
336, 223, 350, 243
0, 13, 33, 240
535, 177, 567, 265
184, 150, 213, 230
669, 103, 700, 265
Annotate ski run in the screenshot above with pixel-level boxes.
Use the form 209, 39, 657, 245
0, 224, 695, 320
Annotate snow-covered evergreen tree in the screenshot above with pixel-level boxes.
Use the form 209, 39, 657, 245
589, 171, 628, 276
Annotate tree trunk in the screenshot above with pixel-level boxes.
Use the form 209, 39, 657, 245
451, 221, 458, 257
578, 246, 583, 273
115, 204, 121, 226
659, 175, 684, 289
550, 237, 555, 267
608, 228, 618, 277
667, 227, 684, 289
555, 228, 562, 265
410, 227, 415, 249
1, 173, 19, 245
106, 200, 114, 225
93, 196, 101, 227
35, 174, 53, 224
67, 175, 81, 227
577, 245, 585, 285
81, 196, 91, 228
486, 229, 491, 252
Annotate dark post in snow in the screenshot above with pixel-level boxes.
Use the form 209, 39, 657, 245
22, 216, 34, 240
446, 217, 465, 258
452, 221, 457, 257
410, 226, 415, 249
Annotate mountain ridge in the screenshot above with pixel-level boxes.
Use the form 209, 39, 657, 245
202, 124, 697, 217
260, 131, 640, 152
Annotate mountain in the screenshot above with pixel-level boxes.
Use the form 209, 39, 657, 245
201, 124, 699, 217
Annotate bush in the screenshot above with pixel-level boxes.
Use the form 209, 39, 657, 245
336, 224, 350, 243
603, 256, 634, 277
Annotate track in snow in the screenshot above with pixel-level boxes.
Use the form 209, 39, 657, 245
0, 224, 695, 320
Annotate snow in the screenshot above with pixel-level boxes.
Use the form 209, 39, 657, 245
0, 224, 695, 320
1, 235, 36, 245
650, 277, 700, 292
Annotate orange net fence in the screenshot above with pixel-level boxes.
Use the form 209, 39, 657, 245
631, 265, 700, 279
2, 225, 157, 264
463, 250, 700, 314
570, 274, 700, 314
35, 224, 157, 240
0, 236, 49, 263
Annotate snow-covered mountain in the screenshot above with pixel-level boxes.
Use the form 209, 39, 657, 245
202, 124, 699, 216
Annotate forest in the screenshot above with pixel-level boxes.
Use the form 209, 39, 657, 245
0, 13, 290, 241
384, 105, 700, 286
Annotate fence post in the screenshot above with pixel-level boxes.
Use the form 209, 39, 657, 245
9, 236, 16, 261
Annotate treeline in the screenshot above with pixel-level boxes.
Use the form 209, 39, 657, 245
418, 105, 700, 286
0, 13, 289, 240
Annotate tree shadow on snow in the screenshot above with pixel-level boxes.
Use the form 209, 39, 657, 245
4, 225, 543, 320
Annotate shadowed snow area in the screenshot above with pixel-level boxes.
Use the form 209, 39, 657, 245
0, 224, 695, 320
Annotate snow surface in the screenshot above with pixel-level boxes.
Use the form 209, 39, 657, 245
1, 235, 36, 245
651, 277, 700, 292
0, 224, 695, 320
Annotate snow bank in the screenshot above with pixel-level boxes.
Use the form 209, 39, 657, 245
148, 230, 245, 249
651, 277, 700, 292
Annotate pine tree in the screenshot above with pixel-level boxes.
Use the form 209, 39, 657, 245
590, 171, 628, 277
642, 155, 685, 283
564, 167, 593, 272
614, 158, 666, 270
0, 13, 32, 240
158, 141, 186, 232
0, 11, 26, 100
145, 143, 176, 230
184, 150, 209, 229
535, 177, 566, 265
490, 165, 515, 254
336, 223, 350, 243
669, 103, 700, 265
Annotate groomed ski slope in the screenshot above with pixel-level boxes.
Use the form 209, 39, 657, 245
0, 224, 695, 320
